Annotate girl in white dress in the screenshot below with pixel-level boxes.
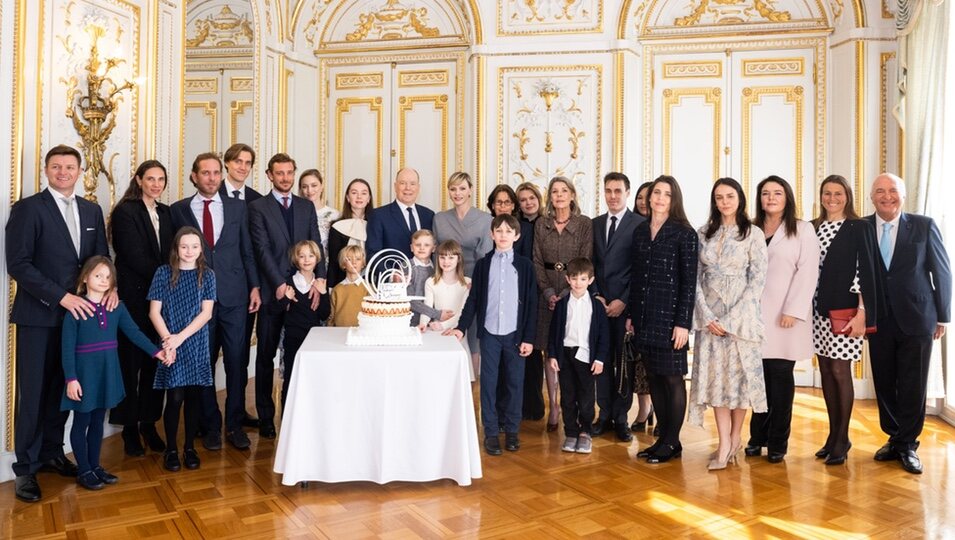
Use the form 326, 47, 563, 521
421, 240, 474, 381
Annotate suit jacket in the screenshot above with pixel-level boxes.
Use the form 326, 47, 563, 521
547, 294, 610, 365
514, 219, 534, 261
592, 209, 644, 304
365, 201, 435, 258
218, 183, 262, 203
457, 250, 538, 344
110, 199, 174, 329
170, 195, 260, 307
248, 193, 323, 303
628, 219, 698, 349
760, 220, 820, 360
866, 212, 952, 335
6, 189, 109, 326
815, 219, 879, 327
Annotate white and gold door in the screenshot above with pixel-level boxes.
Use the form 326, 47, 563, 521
326, 60, 458, 211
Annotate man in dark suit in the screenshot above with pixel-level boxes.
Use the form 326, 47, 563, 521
591, 173, 645, 442
866, 173, 951, 474
365, 167, 435, 259
248, 153, 324, 437
171, 153, 261, 451
5, 145, 110, 502
218, 143, 262, 431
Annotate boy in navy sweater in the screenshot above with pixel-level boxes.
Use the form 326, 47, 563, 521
450, 214, 537, 455
548, 258, 609, 454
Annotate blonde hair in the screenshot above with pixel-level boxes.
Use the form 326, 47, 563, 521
544, 176, 581, 217
410, 229, 435, 243
515, 181, 543, 218
434, 240, 467, 286
446, 171, 472, 189
338, 244, 366, 272
289, 240, 322, 268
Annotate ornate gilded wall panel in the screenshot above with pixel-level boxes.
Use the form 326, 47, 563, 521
185, 101, 218, 152
185, 77, 218, 94
335, 97, 384, 198
635, 0, 829, 38
398, 95, 449, 189
319, 0, 468, 53
336, 71, 385, 89
661, 87, 722, 180
740, 85, 804, 210
497, 0, 602, 36
662, 60, 722, 79
742, 57, 805, 77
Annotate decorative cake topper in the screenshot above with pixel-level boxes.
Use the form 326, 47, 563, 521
362, 248, 415, 300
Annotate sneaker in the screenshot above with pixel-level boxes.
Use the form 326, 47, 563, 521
561, 437, 578, 452
202, 431, 222, 451
576, 434, 593, 454
76, 470, 104, 491
92, 466, 118, 484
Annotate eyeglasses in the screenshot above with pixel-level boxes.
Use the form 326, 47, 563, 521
493, 199, 515, 207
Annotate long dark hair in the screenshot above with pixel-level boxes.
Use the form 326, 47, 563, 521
635, 181, 653, 217
169, 227, 208, 289
486, 184, 519, 217
754, 175, 798, 237
812, 174, 859, 229
117, 160, 168, 205
704, 178, 751, 240
649, 175, 691, 229
339, 178, 374, 220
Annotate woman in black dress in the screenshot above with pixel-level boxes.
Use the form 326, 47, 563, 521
626, 175, 698, 463
109, 160, 174, 456
326, 178, 374, 288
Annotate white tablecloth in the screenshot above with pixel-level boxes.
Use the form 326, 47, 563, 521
273, 327, 483, 486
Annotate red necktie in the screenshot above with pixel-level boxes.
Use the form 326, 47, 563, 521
202, 199, 215, 248
282, 196, 290, 209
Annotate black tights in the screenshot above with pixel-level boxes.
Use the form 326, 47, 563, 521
70, 408, 106, 474
818, 355, 854, 455
648, 373, 686, 447
164, 386, 201, 453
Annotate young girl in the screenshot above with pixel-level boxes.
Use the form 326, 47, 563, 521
279, 240, 330, 410
328, 245, 367, 327
421, 240, 474, 380
62, 256, 166, 490
148, 227, 216, 472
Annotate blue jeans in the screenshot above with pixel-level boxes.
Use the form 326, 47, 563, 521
480, 332, 525, 438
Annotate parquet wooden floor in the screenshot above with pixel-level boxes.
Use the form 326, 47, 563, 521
2, 381, 954, 539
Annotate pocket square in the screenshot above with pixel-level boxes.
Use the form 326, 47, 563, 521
85, 227, 95, 231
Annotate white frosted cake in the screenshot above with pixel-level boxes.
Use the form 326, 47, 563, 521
346, 298, 422, 346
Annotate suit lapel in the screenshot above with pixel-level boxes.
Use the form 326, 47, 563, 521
893, 213, 912, 269
391, 202, 408, 233
136, 201, 161, 260
269, 196, 291, 244
182, 196, 202, 230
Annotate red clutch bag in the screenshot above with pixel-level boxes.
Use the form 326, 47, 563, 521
828, 308, 877, 335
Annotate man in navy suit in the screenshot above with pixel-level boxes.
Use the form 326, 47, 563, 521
866, 173, 951, 474
218, 143, 262, 431
171, 153, 261, 452
591, 173, 645, 442
365, 167, 435, 259
248, 153, 324, 437
5, 145, 110, 502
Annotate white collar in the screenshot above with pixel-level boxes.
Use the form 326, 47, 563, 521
413, 258, 433, 267
292, 272, 315, 294
607, 208, 627, 221
875, 213, 901, 228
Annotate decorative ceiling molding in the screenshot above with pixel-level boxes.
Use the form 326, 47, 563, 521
186, 5, 254, 48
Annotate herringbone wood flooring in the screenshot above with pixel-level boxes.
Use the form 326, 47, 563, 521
2, 381, 954, 539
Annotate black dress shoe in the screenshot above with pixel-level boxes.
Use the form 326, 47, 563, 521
874, 443, 900, 462
140, 423, 166, 452
93, 466, 119, 484
183, 448, 201, 470
203, 430, 222, 450
259, 422, 277, 439
227, 430, 251, 450
615, 425, 633, 442
767, 452, 786, 464
637, 442, 661, 459
14, 474, 41, 502
76, 471, 104, 491
814, 447, 830, 459
241, 414, 260, 428
123, 426, 145, 457
505, 433, 520, 452
164, 450, 181, 472
592, 420, 613, 436
484, 436, 503, 456
40, 456, 79, 477
646, 444, 682, 464
899, 450, 923, 474
744, 445, 762, 457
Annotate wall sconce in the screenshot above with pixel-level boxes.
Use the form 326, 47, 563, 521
64, 24, 136, 205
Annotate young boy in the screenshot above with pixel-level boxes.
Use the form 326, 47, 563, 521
408, 230, 452, 326
450, 214, 538, 455
328, 245, 366, 327
547, 257, 609, 454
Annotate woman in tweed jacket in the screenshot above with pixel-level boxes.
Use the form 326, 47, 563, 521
626, 175, 698, 464
533, 177, 593, 430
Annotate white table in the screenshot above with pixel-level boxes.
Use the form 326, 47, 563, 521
273, 327, 483, 486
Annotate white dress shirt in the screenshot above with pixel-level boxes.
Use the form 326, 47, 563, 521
563, 292, 594, 363
605, 209, 627, 242
189, 192, 224, 243
875, 213, 901, 263
49, 188, 81, 255
397, 200, 422, 231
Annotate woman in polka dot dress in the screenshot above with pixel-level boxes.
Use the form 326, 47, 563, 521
811, 175, 879, 466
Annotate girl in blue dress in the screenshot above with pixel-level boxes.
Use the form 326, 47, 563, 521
62, 256, 166, 491
148, 227, 216, 472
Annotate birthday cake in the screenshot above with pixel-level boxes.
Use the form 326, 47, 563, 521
345, 250, 423, 347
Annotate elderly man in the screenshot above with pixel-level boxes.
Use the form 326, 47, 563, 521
866, 173, 951, 474
365, 167, 435, 259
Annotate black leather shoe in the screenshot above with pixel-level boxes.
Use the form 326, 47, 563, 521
163, 450, 181, 472
92, 466, 119, 484
227, 430, 251, 449
637, 442, 661, 459
814, 447, 830, 459
183, 449, 201, 470
484, 436, 503, 456
591, 420, 613, 436
203, 431, 223, 450
123, 426, 145, 457
899, 450, 923, 474
140, 423, 166, 452
76, 470, 104, 491
824, 453, 847, 465
241, 414, 260, 428
744, 445, 762, 457
615, 425, 633, 442
259, 422, 277, 439
505, 433, 520, 452
646, 444, 682, 464
40, 456, 79, 477
874, 443, 900, 462
767, 452, 786, 464
14, 474, 41, 502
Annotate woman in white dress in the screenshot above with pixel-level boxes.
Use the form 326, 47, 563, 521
689, 178, 768, 470
421, 239, 474, 381
299, 169, 340, 255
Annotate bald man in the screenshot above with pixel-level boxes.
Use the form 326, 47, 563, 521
865, 173, 951, 474
365, 168, 434, 259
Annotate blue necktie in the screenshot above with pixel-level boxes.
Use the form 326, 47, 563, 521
880, 222, 893, 268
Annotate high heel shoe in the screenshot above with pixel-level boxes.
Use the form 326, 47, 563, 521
708, 447, 738, 470
824, 442, 851, 466
630, 407, 655, 432
814, 447, 830, 459
646, 444, 682, 464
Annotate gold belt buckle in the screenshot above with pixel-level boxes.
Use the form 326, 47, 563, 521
554, 261, 565, 272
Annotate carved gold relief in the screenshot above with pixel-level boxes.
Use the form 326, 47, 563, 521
499, 0, 602, 36
568, 127, 584, 159
335, 72, 385, 89
741, 86, 804, 214
346, 0, 440, 42
230, 77, 253, 93
186, 6, 254, 48
398, 69, 449, 87
398, 94, 449, 184
336, 97, 384, 198
514, 128, 530, 160
742, 58, 805, 77
185, 77, 218, 94
662, 87, 722, 180
662, 61, 723, 79
674, 0, 791, 27
830, 0, 844, 20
